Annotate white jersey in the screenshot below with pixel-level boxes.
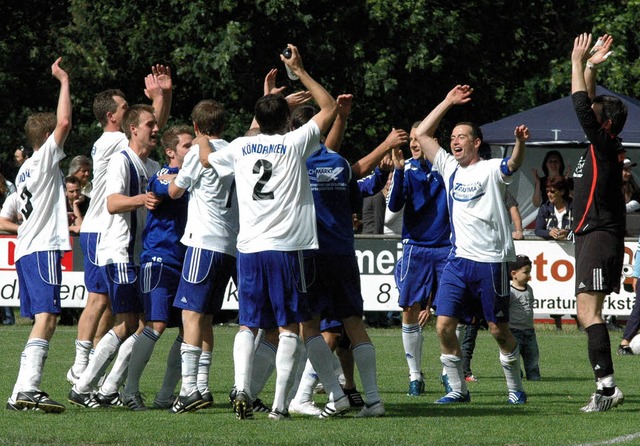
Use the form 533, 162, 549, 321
208, 120, 320, 253
0, 192, 21, 223
96, 147, 160, 266
434, 148, 515, 262
80, 131, 128, 234
174, 139, 238, 256
14, 134, 71, 260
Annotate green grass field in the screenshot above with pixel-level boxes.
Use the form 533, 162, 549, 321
0, 320, 638, 446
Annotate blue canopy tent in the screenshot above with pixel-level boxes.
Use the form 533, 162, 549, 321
480, 86, 640, 229
481, 86, 640, 146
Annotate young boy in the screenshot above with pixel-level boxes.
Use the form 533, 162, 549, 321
508, 255, 541, 381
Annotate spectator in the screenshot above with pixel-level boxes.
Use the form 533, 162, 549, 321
531, 150, 572, 208
622, 158, 640, 212
617, 240, 640, 356
534, 176, 573, 240
65, 175, 90, 235
68, 155, 93, 197
508, 255, 541, 381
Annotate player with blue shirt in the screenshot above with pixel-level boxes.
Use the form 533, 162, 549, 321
415, 84, 529, 406
119, 125, 192, 410
388, 122, 451, 397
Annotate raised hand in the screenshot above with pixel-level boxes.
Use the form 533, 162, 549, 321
589, 34, 613, 66
51, 57, 68, 83
514, 125, 530, 142
446, 84, 473, 106
336, 94, 353, 119
572, 33, 592, 65
264, 68, 286, 96
152, 64, 173, 93
285, 90, 312, 109
385, 128, 409, 149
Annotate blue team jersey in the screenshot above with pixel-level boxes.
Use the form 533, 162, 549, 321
307, 145, 385, 255
387, 157, 451, 247
141, 165, 188, 267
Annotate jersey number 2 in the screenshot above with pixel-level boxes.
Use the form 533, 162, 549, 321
252, 159, 274, 200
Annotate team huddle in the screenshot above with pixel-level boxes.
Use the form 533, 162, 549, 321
6, 34, 629, 417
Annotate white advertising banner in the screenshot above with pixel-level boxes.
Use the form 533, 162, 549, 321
0, 235, 636, 316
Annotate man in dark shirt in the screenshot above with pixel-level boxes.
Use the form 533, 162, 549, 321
571, 33, 627, 413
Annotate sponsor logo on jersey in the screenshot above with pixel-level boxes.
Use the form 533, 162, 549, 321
451, 181, 484, 202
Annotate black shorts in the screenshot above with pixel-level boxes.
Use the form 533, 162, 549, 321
574, 231, 624, 295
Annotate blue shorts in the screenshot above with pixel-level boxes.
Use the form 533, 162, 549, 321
16, 251, 63, 318
80, 232, 108, 294
100, 262, 142, 315
433, 257, 510, 324
237, 250, 312, 329
395, 244, 448, 309
173, 248, 236, 315
140, 261, 182, 327
307, 254, 363, 321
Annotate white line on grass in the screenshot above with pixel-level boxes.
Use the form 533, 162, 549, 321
575, 432, 640, 446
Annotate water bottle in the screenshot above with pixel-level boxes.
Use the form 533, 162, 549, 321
281, 48, 299, 81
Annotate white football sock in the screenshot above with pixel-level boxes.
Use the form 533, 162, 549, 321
100, 332, 138, 396
272, 332, 301, 413
251, 340, 277, 399
353, 342, 381, 404
71, 340, 92, 376
500, 346, 524, 392
402, 323, 423, 381
75, 330, 121, 394
441, 354, 467, 394
291, 358, 317, 404
179, 343, 201, 397
197, 350, 212, 394
305, 335, 345, 403
233, 330, 255, 397
11, 339, 48, 400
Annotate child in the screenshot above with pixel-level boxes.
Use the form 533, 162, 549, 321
508, 255, 541, 381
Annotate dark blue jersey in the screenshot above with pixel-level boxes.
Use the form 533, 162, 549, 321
141, 165, 188, 267
307, 145, 386, 255
387, 157, 451, 247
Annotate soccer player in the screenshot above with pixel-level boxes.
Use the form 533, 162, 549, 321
571, 33, 627, 412
387, 122, 450, 397
7, 57, 72, 412
286, 103, 395, 417
415, 84, 529, 405
167, 100, 239, 414
119, 125, 193, 410
201, 44, 345, 420
68, 104, 162, 408
68, 67, 172, 388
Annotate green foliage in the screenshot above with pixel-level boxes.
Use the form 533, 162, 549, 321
0, 1, 638, 174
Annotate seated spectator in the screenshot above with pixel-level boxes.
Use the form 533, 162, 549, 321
68, 155, 93, 197
534, 176, 573, 241
531, 150, 573, 208
65, 175, 90, 235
